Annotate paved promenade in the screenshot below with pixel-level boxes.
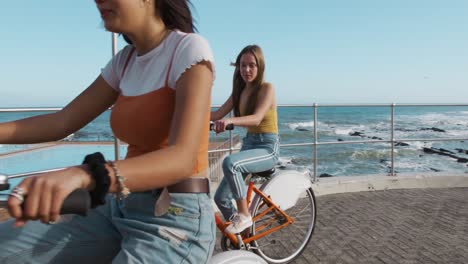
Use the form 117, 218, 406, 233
215, 187, 468, 263
1, 187, 467, 263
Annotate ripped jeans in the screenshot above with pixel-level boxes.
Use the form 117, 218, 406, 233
214, 133, 280, 220
0, 191, 215, 264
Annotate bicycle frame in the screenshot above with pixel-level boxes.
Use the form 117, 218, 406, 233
215, 180, 295, 247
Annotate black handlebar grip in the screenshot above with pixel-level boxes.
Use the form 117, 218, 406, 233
20, 188, 91, 216
0, 175, 9, 191
0, 183, 10, 191
60, 188, 91, 216
209, 122, 235, 131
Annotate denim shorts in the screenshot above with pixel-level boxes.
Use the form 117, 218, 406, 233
0, 190, 215, 263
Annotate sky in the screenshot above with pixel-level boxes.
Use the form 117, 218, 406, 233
0, 0, 467, 107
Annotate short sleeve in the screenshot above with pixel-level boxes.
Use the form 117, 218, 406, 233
100, 45, 134, 91
169, 34, 215, 88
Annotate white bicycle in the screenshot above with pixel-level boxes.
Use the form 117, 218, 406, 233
210, 166, 317, 264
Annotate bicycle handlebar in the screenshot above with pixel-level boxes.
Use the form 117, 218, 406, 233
18, 188, 91, 216
1, 174, 91, 216
209, 122, 234, 131
0, 121, 234, 217
58, 188, 91, 216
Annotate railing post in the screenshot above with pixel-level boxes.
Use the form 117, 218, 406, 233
313, 103, 318, 182
112, 33, 121, 161
390, 103, 395, 176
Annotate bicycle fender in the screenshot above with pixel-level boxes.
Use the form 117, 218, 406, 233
209, 251, 267, 264
258, 170, 312, 211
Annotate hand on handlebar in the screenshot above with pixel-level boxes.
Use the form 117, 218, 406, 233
210, 119, 234, 134
7, 166, 92, 227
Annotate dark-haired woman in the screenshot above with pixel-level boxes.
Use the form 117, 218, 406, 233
211, 45, 279, 234
0, 0, 215, 263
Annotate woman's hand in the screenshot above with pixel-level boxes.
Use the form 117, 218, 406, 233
7, 166, 93, 227
213, 118, 232, 134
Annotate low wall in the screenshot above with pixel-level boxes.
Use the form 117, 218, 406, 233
312, 173, 468, 196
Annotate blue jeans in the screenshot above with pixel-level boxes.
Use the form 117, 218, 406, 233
214, 133, 280, 220
0, 191, 215, 264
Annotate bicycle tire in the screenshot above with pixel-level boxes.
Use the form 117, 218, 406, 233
250, 172, 317, 263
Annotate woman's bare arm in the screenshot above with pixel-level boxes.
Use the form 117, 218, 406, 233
105, 61, 213, 192
0, 76, 119, 144
227, 83, 275, 127
210, 96, 233, 121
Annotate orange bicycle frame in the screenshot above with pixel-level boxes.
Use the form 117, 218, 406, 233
215, 181, 295, 246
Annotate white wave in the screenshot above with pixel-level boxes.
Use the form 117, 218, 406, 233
408, 141, 432, 149
399, 112, 468, 127
328, 124, 369, 136
446, 130, 468, 137
316, 163, 350, 176
372, 122, 390, 130
334, 128, 353, 135
450, 120, 468, 126
353, 124, 367, 131
287, 121, 314, 130
350, 149, 388, 159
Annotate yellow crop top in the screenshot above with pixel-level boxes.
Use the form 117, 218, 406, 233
246, 108, 278, 134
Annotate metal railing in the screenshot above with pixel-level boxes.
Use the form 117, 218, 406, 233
208, 135, 241, 186
211, 103, 468, 182
1, 103, 468, 183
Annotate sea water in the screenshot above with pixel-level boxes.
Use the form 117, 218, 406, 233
0, 106, 467, 178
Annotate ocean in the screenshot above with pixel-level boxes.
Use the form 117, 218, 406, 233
1, 105, 468, 177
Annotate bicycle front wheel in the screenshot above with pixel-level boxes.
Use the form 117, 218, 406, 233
250, 173, 317, 263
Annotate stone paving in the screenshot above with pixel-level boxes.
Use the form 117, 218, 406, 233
214, 187, 468, 263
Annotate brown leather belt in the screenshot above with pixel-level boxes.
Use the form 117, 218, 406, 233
167, 177, 210, 193
152, 177, 210, 216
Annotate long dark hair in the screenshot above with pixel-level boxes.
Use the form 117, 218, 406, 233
123, 0, 196, 44
232, 45, 265, 117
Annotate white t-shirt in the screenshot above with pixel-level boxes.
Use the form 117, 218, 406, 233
101, 30, 215, 96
